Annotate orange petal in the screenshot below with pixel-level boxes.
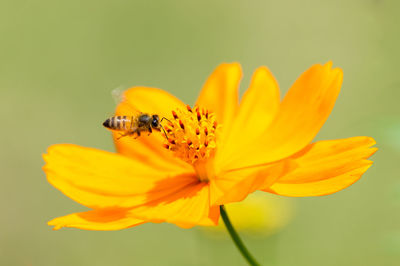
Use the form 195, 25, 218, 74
216, 66, 280, 171
43, 144, 196, 209
210, 160, 293, 206
195, 63, 242, 140
263, 136, 377, 196
113, 87, 191, 172
129, 182, 219, 228
224, 62, 343, 170
48, 209, 145, 231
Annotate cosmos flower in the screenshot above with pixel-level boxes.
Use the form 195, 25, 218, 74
44, 62, 377, 230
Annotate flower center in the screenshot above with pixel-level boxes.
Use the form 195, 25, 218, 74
163, 105, 219, 182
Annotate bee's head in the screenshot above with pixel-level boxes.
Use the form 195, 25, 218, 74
151, 114, 161, 130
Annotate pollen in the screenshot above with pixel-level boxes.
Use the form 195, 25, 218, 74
163, 105, 219, 181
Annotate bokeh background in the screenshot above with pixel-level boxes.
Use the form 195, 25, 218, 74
1, 0, 399, 265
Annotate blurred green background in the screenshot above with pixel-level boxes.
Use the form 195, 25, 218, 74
1, 0, 399, 265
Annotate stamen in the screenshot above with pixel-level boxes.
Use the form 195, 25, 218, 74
162, 105, 220, 182
179, 120, 185, 130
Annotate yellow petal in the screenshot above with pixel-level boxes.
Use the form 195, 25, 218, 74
267, 164, 373, 197
43, 144, 196, 209
195, 63, 242, 140
210, 160, 292, 205
264, 136, 377, 196
130, 182, 219, 228
113, 87, 191, 172
48, 209, 145, 231
216, 66, 280, 171
224, 62, 343, 170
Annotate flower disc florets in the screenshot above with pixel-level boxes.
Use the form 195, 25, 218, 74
163, 105, 219, 166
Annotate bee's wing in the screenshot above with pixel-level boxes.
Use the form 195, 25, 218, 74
111, 87, 141, 116
111, 87, 125, 105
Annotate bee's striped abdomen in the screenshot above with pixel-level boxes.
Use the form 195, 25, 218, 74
103, 116, 131, 131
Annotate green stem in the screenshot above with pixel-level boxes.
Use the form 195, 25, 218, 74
220, 205, 261, 266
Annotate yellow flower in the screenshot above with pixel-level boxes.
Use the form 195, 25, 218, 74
43, 62, 377, 230
202, 192, 294, 237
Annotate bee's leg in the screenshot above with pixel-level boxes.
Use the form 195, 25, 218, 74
117, 133, 126, 140
134, 129, 141, 139
147, 126, 152, 136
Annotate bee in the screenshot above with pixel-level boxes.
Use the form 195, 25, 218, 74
103, 113, 168, 139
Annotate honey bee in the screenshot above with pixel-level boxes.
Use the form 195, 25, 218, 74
103, 113, 168, 139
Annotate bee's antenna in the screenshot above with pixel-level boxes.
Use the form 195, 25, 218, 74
159, 117, 171, 139
160, 117, 172, 123
160, 125, 168, 139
